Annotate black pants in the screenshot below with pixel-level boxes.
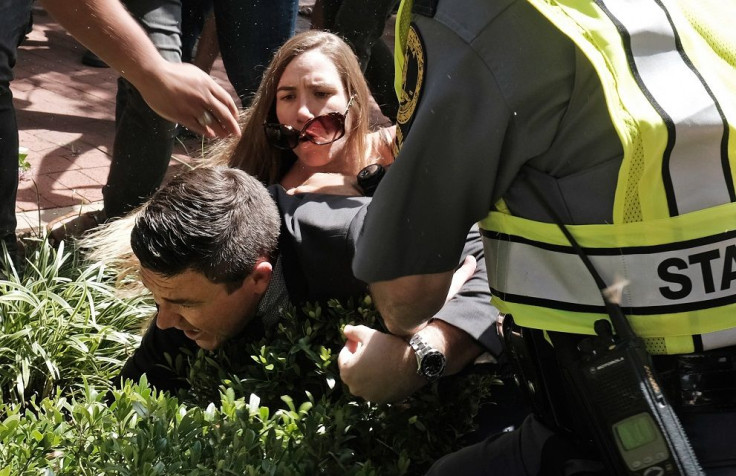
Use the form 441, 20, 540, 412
426, 411, 736, 475
426, 414, 605, 476
0, 0, 33, 250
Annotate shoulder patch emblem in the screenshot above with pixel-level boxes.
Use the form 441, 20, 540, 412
395, 23, 426, 153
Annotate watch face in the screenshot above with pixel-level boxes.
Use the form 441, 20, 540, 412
421, 351, 446, 378
358, 163, 382, 180
357, 163, 386, 197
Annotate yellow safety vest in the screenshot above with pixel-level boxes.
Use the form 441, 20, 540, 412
479, 0, 736, 355
394, 0, 413, 97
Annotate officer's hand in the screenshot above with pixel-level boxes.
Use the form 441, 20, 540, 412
338, 325, 425, 403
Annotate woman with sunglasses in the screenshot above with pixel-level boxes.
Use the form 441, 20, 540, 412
211, 30, 394, 190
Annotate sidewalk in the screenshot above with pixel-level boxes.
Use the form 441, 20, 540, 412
12, 4, 317, 236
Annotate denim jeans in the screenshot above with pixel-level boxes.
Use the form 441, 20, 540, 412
102, 0, 181, 218
0, 0, 33, 244
104, 0, 297, 218
320, 0, 399, 120
213, 0, 298, 106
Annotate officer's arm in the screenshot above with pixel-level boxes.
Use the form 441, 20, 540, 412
432, 226, 502, 355
39, 0, 239, 138
369, 271, 454, 336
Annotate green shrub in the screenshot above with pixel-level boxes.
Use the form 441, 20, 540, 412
0, 241, 497, 475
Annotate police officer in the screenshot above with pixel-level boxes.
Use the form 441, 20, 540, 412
353, 0, 736, 474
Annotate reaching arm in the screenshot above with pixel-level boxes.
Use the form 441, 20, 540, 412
40, 0, 240, 138
367, 229, 483, 337
431, 226, 502, 354
338, 320, 483, 404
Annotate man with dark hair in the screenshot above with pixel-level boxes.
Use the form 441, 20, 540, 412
130, 167, 280, 351
119, 166, 501, 404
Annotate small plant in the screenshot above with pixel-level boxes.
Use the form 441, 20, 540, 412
18, 147, 30, 172
0, 240, 148, 405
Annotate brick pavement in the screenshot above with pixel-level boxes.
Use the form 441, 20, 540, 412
12, 5, 242, 235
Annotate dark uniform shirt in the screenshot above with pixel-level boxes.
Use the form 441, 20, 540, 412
353, 0, 622, 284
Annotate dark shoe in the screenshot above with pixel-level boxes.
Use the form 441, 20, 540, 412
298, 5, 313, 17
46, 209, 107, 249
82, 49, 109, 68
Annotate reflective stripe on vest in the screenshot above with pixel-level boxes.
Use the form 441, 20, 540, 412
482, 0, 736, 355
480, 203, 736, 354
602, 0, 734, 215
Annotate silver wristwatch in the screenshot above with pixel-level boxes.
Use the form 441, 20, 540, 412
409, 333, 446, 382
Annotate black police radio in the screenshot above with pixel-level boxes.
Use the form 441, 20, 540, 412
564, 312, 702, 475
526, 182, 703, 476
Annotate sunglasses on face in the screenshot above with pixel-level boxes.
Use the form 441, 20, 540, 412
263, 95, 356, 150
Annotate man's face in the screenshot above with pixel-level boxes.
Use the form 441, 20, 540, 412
139, 266, 266, 350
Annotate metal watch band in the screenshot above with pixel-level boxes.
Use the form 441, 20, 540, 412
409, 333, 446, 381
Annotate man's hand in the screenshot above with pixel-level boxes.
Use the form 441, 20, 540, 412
138, 61, 240, 139
40, 0, 240, 139
338, 320, 484, 403
338, 325, 424, 403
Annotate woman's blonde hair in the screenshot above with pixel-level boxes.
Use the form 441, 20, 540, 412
211, 30, 375, 184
